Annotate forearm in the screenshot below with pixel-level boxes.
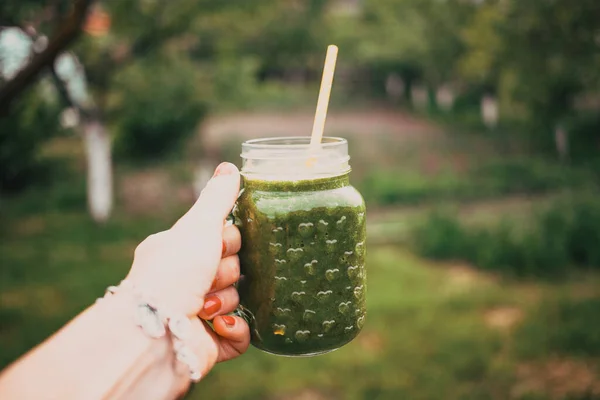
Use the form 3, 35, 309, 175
0, 292, 188, 400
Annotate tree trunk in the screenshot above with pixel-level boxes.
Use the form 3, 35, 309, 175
0, 0, 94, 112
554, 125, 569, 162
481, 94, 499, 129
82, 115, 112, 222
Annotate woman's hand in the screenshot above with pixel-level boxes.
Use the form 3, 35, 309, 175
126, 162, 249, 377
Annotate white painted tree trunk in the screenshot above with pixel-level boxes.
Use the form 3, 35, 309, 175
193, 160, 215, 199
385, 73, 404, 103
481, 95, 499, 129
436, 85, 455, 112
83, 117, 113, 222
554, 125, 569, 161
411, 84, 428, 110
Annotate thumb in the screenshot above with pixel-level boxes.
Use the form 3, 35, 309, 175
174, 162, 240, 232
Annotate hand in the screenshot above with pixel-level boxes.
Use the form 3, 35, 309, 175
125, 162, 249, 379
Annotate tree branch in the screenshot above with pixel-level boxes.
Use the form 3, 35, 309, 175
0, 0, 94, 113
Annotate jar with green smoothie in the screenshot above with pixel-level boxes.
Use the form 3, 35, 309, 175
233, 137, 366, 356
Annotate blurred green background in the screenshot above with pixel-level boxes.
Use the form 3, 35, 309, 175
1, 1, 600, 399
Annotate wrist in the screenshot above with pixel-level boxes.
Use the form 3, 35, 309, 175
94, 289, 191, 398
98, 280, 203, 383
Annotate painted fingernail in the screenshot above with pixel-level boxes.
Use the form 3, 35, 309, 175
222, 239, 227, 257
222, 315, 236, 327
203, 296, 221, 316
213, 162, 236, 177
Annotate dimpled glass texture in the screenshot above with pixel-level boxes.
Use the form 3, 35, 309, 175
234, 137, 367, 356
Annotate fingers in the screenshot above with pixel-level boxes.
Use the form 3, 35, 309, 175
198, 286, 239, 320
210, 255, 240, 292
212, 316, 250, 362
221, 225, 241, 258
174, 163, 240, 233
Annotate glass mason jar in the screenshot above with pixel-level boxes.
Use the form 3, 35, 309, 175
233, 137, 367, 356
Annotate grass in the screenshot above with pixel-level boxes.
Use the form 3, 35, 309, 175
1, 182, 599, 399
2, 113, 600, 399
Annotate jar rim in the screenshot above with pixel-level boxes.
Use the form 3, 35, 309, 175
242, 136, 347, 151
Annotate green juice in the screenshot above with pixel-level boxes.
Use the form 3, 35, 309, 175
234, 173, 367, 356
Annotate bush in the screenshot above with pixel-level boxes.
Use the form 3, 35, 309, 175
359, 158, 592, 207
359, 171, 473, 206
411, 197, 600, 278
563, 112, 600, 160
516, 297, 600, 358
412, 210, 470, 260
0, 85, 62, 192
472, 158, 589, 195
112, 59, 208, 161
566, 199, 600, 267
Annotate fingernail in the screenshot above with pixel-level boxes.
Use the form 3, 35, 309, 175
221, 239, 227, 257
203, 295, 221, 316
213, 162, 236, 177
222, 315, 236, 327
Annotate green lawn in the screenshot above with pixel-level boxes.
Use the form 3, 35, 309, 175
2, 121, 599, 399
1, 194, 598, 399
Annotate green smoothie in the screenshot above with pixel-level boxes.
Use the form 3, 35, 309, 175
234, 173, 367, 356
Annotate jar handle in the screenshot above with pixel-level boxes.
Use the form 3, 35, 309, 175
226, 207, 254, 325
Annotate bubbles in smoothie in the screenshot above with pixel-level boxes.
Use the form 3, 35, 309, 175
344, 326, 354, 333
336, 216, 347, 229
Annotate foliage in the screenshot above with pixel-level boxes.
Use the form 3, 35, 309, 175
359, 158, 593, 206
516, 297, 600, 359
0, 85, 62, 192
412, 197, 600, 278
110, 58, 208, 161
2, 175, 599, 399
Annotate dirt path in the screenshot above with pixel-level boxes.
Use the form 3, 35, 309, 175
201, 108, 440, 146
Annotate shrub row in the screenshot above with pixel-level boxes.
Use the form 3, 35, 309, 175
411, 198, 600, 278
359, 158, 594, 206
